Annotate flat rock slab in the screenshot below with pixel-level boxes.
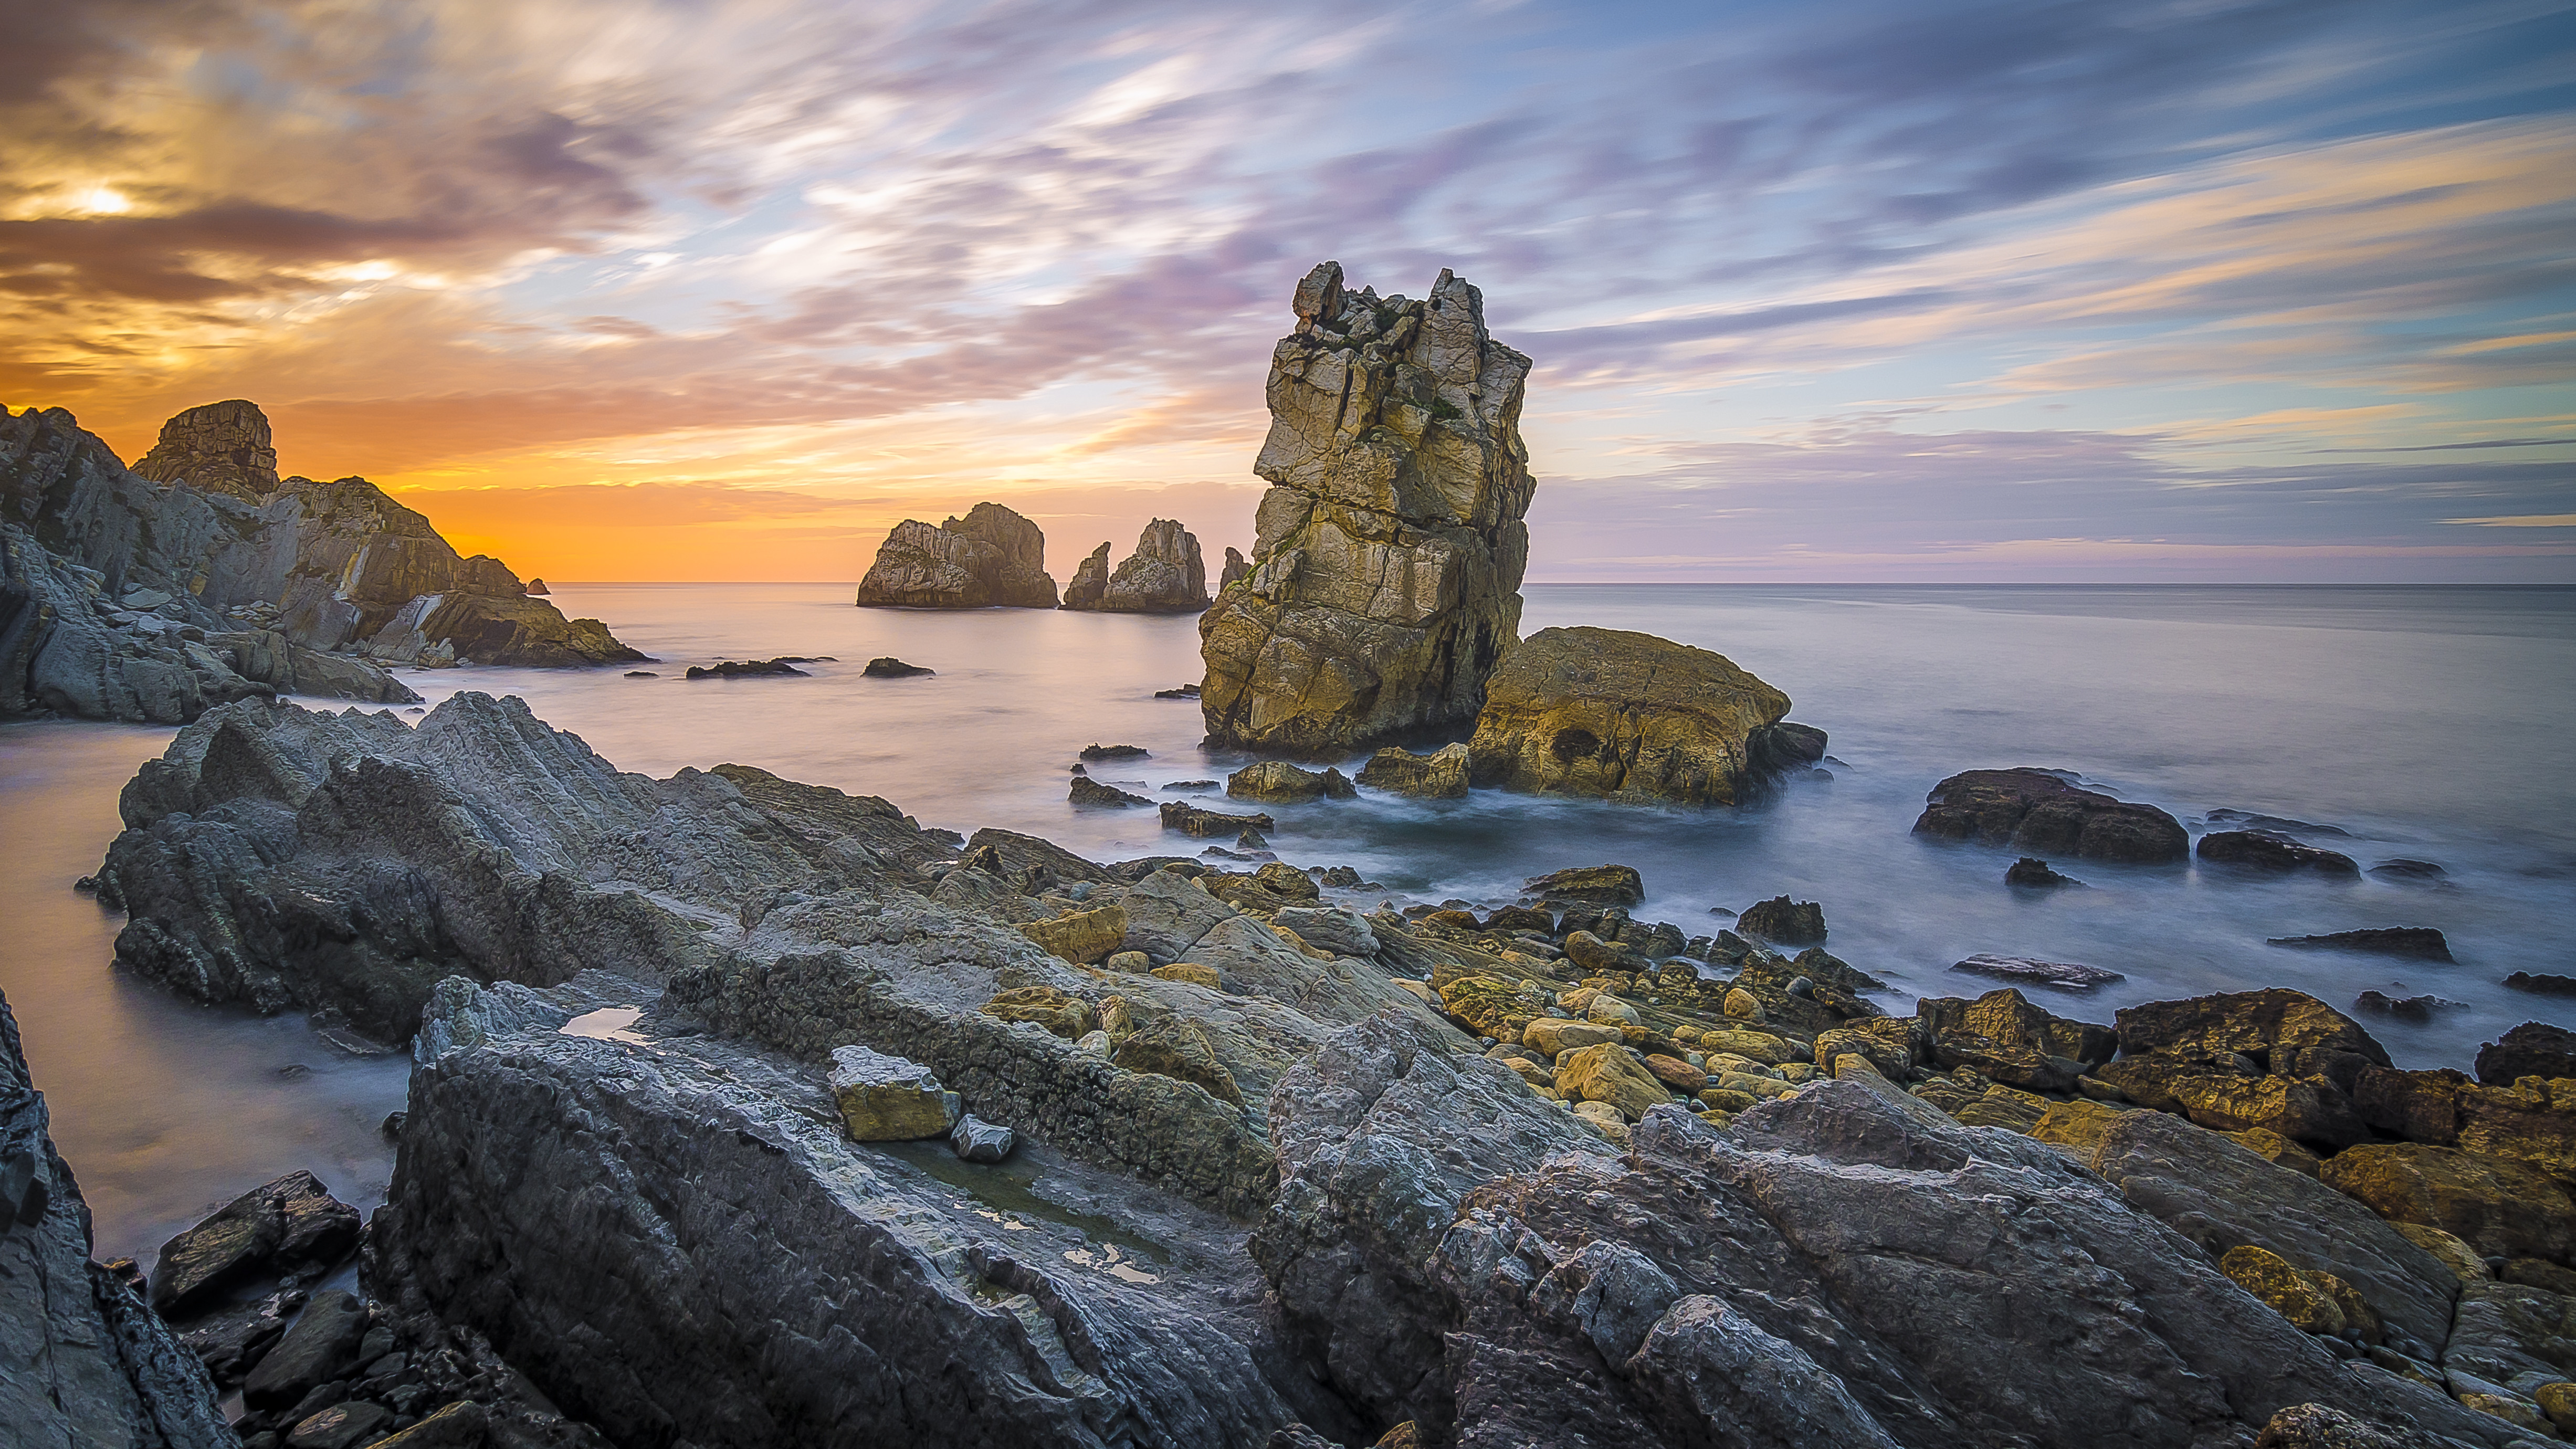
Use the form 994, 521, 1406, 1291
1951, 953, 2126, 989
2267, 927, 2453, 961
151, 1170, 360, 1320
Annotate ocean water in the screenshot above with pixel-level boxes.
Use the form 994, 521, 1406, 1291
4, 582, 2571, 1264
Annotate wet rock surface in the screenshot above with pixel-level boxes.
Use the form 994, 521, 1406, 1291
149, 1170, 360, 1319
1, 986, 236, 1447
1913, 768, 2190, 863
853, 501, 1059, 608
1950, 952, 2126, 989
1466, 626, 1794, 805
2200, 830, 2363, 875
1199, 263, 1534, 758
1354, 742, 1470, 798
2269, 927, 2451, 959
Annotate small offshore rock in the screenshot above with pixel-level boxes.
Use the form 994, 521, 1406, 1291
1227, 760, 1356, 803
827, 1045, 961, 1142
684, 658, 809, 679
623, 670, 657, 678
852, 503, 1058, 608
1736, 895, 1824, 944
2502, 971, 2576, 998
1914, 768, 2189, 863
1070, 777, 1151, 808
2005, 857, 2085, 888
950, 1115, 1016, 1164
2352, 991, 2446, 1023
1160, 801, 1275, 838
2198, 831, 2361, 875
863, 657, 934, 677
1162, 779, 1217, 790
1950, 953, 2127, 989
1521, 864, 1644, 906
2267, 927, 2452, 960
1354, 742, 1471, 798
1080, 743, 1150, 761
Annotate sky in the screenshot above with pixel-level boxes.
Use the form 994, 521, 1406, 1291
3, 0, 2572, 583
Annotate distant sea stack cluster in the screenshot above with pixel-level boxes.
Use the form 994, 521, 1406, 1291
850, 507, 1215, 615
1, 400, 644, 724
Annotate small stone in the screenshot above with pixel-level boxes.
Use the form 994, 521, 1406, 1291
2216, 1246, 2347, 1337
2536, 1381, 2576, 1433
1105, 950, 1150, 973
2005, 857, 2084, 888
1721, 987, 1764, 1022
1071, 777, 1151, 807
1075, 1030, 1112, 1055
287, 1401, 391, 1449
950, 1116, 1016, 1164
1570, 1100, 1632, 1145
1521, 864, 1645, 906
1149, 962, 1223, 989
1017, 902, 1129, 965
827, 1046, 961, 1142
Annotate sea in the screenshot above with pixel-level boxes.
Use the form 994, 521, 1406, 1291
4, 582, 2571, 1269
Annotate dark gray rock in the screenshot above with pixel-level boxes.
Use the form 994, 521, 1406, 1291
241, 1288, 366, 1409
384, 976, 1329, 1448
2005, 856, 2085, 888
1071, 776, 1151, 807
2476, 1022, 2576, 1086
0, 987, 236, 1447
1422, 1083, 2525, 1446
863, 657, 933, 677
1950, 952, 2126, 989
1735, 896, 1824, 945
949, 1115, 1016, 1163
1914, 768, 2190, 863
149, 1169, 360, 1319
2267, 928, 2453, 961
2200, 831, 2362, 876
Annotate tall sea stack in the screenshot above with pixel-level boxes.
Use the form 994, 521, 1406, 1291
1197, 262, 1534, 757
853, 502, 1058, 608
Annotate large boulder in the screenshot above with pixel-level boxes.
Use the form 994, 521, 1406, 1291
1912, 768, 2189, 863
149, 1169, 361, 1319
1354, 743, 1469, 798
2321, 1142, 2575, 1267
0, 988, 235, 1447
1465, 627, 1793, 805
1916, 988, 2114, 1093
1198, 263, 1534, 758
853, 502, 1058, 608
1064, 520, 1211, 613
2478, 1022, 2576, 1086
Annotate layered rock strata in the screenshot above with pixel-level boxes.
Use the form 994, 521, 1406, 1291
853, 502, 1058, 608
1064, 519, 1212, 613
1200, 262, 1535, 757
1466, 626, 1795, 805
1, 987, 236, 1447
1, 402, 639, 726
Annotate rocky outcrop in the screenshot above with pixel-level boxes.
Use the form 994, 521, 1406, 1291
1, 402, 639, 721
1065, 520, 1211, 613
1, 986, 236, 1448
1199, 263, 1534, 758
1062, 542, 1111, 608
1219, 547, 1249, 590
1354, 743, 1469, 799
1465, 627, 1793, 805
853, 502, 1058, 608
2201, 831, 2363, 875
1913, 767, 2190, 863
2098, 988, 2391, 1149
131, 399, 280, 501
382, 975, 1338, 1449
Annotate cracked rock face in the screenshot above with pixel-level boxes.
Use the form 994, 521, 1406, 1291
131, 399, 280, 501
1198, 262, 1534, 758
854, 501, 1059, 608
1066, 520, 1212, 614
1, 988, 236, 1448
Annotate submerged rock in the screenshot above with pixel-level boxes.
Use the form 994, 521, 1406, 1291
1466, 626, 1792, 805
1913, 768, 2190, 863
852, 502, 1059, 608
2369, 858, 2448, 882
1063, 520, 1212, 614
1950, 953, 2126, 989
2005, 856, 2085, 888
2267, 927, 2452, 960
0, 987, 235, 1446
1198, 263, 1534, 758
2503, 971, 2576, 998
2200, 831, 2362, 875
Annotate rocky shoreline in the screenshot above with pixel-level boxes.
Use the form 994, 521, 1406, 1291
7, 689, 2565, 1448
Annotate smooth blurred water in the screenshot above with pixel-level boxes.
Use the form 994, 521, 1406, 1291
4, 581, 2571, 1263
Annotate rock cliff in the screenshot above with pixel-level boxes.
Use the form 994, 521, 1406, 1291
1198, 262, 1535, 758
0, 402, 640, 725
1, 987, 237, 1448
1466, 626, 1794, 805
1065, 520, 1213, 614
853, 502, 1059, 608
